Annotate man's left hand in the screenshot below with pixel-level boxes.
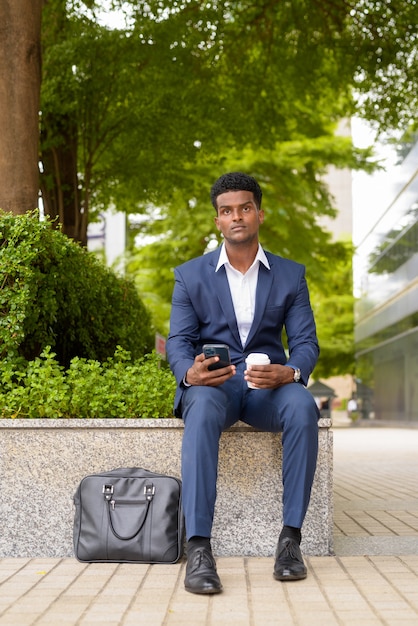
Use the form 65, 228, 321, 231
244, 364, 295, 389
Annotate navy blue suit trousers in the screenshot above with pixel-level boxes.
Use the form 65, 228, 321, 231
180, 363, 320, 540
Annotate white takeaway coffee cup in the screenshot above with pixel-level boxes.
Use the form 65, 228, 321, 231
245, 353, 271, 389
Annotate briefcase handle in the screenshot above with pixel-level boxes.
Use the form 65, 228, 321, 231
103, 483, 155, 541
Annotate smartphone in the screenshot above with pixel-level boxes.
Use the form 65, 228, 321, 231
203, 344, 231, 371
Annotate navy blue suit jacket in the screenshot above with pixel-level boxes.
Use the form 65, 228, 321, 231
167, 247, 319, 415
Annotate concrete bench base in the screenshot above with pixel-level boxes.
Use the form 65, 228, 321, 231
0, 418, 333, 558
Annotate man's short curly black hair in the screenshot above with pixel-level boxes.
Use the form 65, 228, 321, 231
210, 172, 262, 211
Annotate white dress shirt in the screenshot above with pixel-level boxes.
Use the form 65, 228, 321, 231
216, 243, 270, 347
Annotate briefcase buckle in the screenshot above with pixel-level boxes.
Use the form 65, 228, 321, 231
102, 484, 114, 501
144, 484, 155, 501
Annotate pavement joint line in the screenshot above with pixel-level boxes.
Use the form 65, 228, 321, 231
244, 557, 257, 626
117, 563, 150, 623
30, 559, 110, 626
306, 557, 342, 625
160, 560, 186, 626
335, 555, 396, 623
0, 558, 66, 621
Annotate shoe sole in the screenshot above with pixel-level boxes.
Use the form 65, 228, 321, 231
273, 572, 307, 581
185, 585, 223, 594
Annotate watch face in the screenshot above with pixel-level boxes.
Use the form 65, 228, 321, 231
294, 368, 301, 382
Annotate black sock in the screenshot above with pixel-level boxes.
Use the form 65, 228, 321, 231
280, 525, 301, 545
187, 536, 211, 552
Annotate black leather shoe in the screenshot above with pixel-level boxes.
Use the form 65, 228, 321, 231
184, 546, 223, 594
273, 537, 307, 581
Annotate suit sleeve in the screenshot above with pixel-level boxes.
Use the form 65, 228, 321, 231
166, 267, 200, 386
284, 268, 319, 385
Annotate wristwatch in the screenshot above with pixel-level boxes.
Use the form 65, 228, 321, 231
292, 368, 301, 383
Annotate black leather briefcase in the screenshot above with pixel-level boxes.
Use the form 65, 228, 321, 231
73, 467, 184, 563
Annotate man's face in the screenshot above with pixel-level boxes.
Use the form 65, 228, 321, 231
214, 190, 264, 246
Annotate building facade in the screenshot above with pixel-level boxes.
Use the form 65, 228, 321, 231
354, 140, 418, 422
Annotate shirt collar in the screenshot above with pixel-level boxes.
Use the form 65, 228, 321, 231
215, 243, 270, 272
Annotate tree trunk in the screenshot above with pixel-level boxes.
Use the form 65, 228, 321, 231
39, 2, 86, 245
0, 0, 42, 214
40, 114, 85, 244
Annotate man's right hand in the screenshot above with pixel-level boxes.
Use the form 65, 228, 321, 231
185, 353, 236, 387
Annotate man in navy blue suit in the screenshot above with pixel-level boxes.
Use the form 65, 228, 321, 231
167, 172, 320, 594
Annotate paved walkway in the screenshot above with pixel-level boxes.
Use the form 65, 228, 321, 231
1, 422, 417, 625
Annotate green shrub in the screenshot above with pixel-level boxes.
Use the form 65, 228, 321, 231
0, 210, 154, 366
0, 347, 176, 418
0, 212, 175, 419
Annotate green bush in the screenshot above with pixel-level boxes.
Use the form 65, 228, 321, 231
0, 212, 175, 418
0, 347, 176, 418
0, 210, 154, 366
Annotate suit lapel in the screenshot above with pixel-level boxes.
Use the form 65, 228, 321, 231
212, 265, 242, 345
245, 262, 274, 346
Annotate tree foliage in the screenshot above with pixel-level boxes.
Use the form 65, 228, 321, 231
309, 245, 356, 378
1, 0, 416, 377
38, 0, 417, 242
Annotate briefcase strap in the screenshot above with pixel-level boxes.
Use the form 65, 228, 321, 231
103, 482, 155, 541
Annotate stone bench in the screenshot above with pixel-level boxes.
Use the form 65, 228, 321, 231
0, 417, 333, 558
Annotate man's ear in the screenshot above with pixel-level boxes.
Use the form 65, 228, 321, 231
258, 209, 265, 225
